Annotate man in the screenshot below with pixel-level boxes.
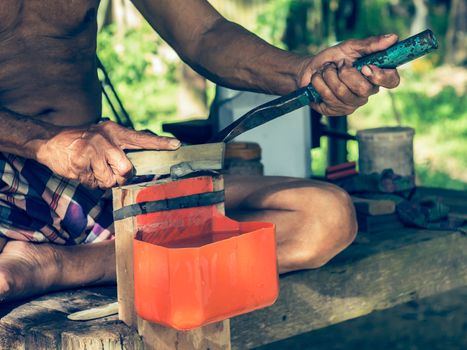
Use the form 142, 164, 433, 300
0, 0, 400, 302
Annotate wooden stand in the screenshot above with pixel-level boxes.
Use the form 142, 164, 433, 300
112, 177, 230, 350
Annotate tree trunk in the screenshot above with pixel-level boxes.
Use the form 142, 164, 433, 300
283, 0, 311, 53
335, 0, 358, 41
444, 0, 467, 66
176, 64, 208, 119
410, 0, 428, 36
99, 0, 141, 32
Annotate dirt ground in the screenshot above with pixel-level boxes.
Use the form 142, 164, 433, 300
257, 286, 467, 350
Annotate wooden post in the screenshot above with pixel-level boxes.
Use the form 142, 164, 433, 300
112, 177, 231, 350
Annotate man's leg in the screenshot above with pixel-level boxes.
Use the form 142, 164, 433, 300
225, 175, 357, 273
0, 175, 357, 302
0, 239, 115, 302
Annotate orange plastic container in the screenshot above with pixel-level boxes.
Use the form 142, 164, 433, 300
133, 176, 279, 330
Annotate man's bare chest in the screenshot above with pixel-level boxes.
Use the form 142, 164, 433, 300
0, 0, 100, 37
0, 0, 102, 122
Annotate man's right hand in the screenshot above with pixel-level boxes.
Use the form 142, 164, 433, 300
34, 120, 181, 189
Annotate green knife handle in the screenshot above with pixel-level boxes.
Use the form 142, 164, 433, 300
305, 29, 438, 103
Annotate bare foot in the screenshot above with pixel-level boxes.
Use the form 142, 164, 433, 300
0, 240, 116, 302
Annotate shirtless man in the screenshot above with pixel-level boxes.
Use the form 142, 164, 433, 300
0, 0, 400, 302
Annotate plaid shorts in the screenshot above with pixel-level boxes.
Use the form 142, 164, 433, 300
0, 153, 114, 244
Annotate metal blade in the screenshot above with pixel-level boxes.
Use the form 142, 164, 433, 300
210, 86, 312, 143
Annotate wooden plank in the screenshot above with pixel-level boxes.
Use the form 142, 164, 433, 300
112, 186, 138, 328
230, 229, 467, 349
0, 287, 124, 349
0, 302, 65, 349
26, 316, 131, 350
137, 318, 230, 350
60, 321, 143, 350
127, 143, 225, 176
112, 176, 231, 350
0, 324, 24, 350
29, 287, 117, 314
0, 286, 142, 350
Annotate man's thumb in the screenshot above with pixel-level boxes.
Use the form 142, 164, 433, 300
351, 34, 399, 56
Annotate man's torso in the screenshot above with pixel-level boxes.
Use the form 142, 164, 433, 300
0, 0, 101, 126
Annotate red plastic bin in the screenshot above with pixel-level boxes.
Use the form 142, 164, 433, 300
132, 176, 279, 330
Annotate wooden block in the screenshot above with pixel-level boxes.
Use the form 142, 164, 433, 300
357, 213, 404, 233
225, 142, 261, 161
352, 197, 396, 216
127, 143, 225, 176
60, 321, 143, 350
112, 176, 230, 350
137, 318, 230, 350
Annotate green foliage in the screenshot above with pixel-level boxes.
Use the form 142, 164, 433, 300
394, 85, 466, 126
416, 164, 467, 190
353, 0, 412, 40
253, 1, 290, 48
97, 24, 180, 134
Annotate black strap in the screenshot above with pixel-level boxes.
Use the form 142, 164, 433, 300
113, 190, 225, 221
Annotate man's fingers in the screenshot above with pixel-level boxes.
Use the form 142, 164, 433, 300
339, 62, 379, 97
99, 121, 180, 151
119, 129, 181, 150
345, 34, 399, 56
361, 65, 400, 89
310, 72, 351, 116
321, 63, 367, 106
105, 147, 134, 185
91, 156, 117, 189
312, 71, 344, 108
78, 172, 99, 189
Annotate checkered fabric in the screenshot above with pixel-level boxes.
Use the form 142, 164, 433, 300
0, 153, 114, 244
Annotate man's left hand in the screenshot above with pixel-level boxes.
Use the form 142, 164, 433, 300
299, 34, 401, 116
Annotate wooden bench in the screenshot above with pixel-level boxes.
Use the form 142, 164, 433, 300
0, 187, 465, 349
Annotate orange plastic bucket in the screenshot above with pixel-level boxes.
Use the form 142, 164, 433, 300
132, 176, 279, 330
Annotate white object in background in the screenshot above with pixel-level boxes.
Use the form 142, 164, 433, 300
216, 87, 312, 178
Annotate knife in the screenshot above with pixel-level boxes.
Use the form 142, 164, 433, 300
210, 29, 438, 143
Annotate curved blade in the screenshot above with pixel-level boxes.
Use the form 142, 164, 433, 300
210, 86, 312, 143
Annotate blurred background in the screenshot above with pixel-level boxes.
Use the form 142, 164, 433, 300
97, 0, 466, 189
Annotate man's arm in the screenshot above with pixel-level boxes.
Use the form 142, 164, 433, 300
0, 108, 180, 189
131, 0, 309, 95
0, 107, 58, 159
132, 0, 400, 116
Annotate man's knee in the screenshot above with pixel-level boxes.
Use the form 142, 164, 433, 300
288, 184, 357, 269
0, 269, 12, 300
